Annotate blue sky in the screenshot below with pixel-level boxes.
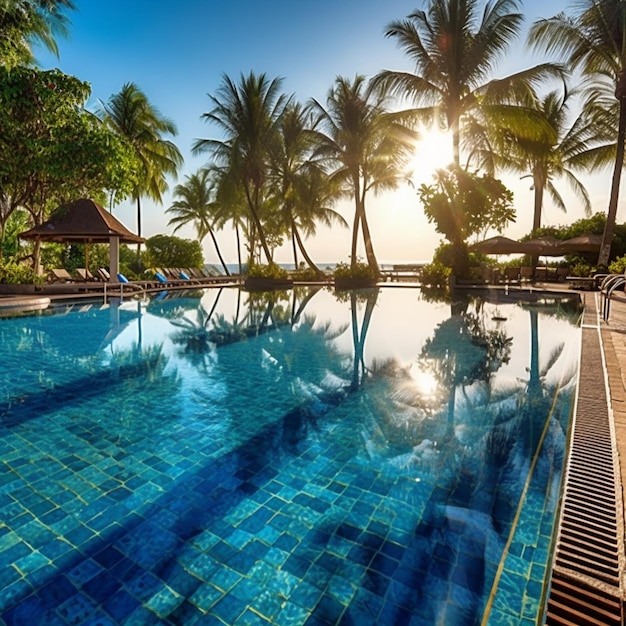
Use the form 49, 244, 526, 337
35, 0, 613, 265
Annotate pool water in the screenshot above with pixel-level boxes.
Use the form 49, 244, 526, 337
0, 287, 582, 625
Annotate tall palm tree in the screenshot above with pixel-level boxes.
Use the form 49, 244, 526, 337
528, 0, 626, 267
373, 0, 562, 167
166, 169, 230, 275
309, 75, 417, 275
269, 102, 346, 272
0, 0, 75, 68
488, 84, 595, 234
99, 82, 183, 251
193, 71, 290, 266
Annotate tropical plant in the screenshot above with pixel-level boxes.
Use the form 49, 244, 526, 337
269, 102, 347, 273
0, 66, 140, 269
419, 165, 515, 277
309, 74, 417, 276
144, 233, 203, 270
488, 83, 595, 233
194, 71, 290, 265
0, 260, 43, 285
166, 169, 230, 275
374, 0, 562, 167
0, 0, 75, 68
99, 82, 183, 249
528, 0, 626, 267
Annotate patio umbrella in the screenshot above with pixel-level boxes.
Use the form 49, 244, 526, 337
470, 235, 528, 255
559, 234, 602, 253
518, 235, 566, 256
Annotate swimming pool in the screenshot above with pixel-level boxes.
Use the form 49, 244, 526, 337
0, 286, 582, 625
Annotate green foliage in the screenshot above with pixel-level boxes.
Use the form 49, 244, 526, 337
608, 255, 626, 274
420, 261, 451, 288
420, 166, 514, 278
0, 66, 139, 223
333, 260, 377, 280
0, 261, 43, 285
420, 166, 515, 243
570, 260, 594, 277
247, 263, 289, 279
144, 234, 203, 269
291, 267, 326, 281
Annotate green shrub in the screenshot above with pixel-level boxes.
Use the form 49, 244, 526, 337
0, 261, 43, 285
247, 263, 289, 279
570, 261, 594, 277
333, 260, 377, 280
608, 255, 626, 274
291, 267, 325, 281
420, 261, 451, 287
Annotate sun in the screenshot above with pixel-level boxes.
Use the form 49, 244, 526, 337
407, 127, 454, 183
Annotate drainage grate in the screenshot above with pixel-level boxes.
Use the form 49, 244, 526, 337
545, 298, 624, 624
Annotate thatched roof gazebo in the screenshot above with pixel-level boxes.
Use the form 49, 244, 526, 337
20, 198, 144, 282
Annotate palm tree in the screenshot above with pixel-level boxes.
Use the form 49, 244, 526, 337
99, 82, 183, 251
193, 71, 290, 266
309, 75, 417, 275
166, 169, 230, 276
490, 84, 595, 234
373, 0, 562, 167
528, 0, 626, 267
269, 102, 346, 273
0, 0, 75, 68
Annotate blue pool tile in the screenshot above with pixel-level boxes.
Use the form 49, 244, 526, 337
210, 593, 246, 624
56, 592, 99, 624
102, 589, 141, 622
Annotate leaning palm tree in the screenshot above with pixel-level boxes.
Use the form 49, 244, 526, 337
309, 75, 417, 275
373, 0, 562, 167
269, 102, 347, 272
99, 82, 183, 251
193, 71, 290, 266
166, 169, 230, 276
0, 0, 75, 68
528, 0, 626, 267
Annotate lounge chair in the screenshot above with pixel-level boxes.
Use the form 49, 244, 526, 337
76, 268, 96, 281
49, 268, 76, 283
97, 268, 111, 282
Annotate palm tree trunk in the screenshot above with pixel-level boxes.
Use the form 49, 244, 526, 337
358, 201, 380, 276
208, 228, 230, 276
292, 222, 320, 273
136, 196, 142, 260
235, 224, 243, 276
291, 225, 299, 269
350, 185, 361, 270
598, 94, 626, 268
245, 184, 273, 264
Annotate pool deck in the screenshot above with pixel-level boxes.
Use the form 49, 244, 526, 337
1, 282, 626, 623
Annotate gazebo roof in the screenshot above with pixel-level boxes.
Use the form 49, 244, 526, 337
20, 198, 144, 244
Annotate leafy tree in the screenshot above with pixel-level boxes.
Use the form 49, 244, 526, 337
194, 71, 290, 265
374, 0, 561, 167
419, 165, 515, 277
528, 0, 626, 267
144, 233, 203, 270
309, 74, 417, 275
99, 82, 183, 248
166, 169, 230, 275
0, 0, 75, 68
0, 66, 139, 266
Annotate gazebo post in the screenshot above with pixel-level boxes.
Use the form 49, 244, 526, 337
109, 236, 120, 282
